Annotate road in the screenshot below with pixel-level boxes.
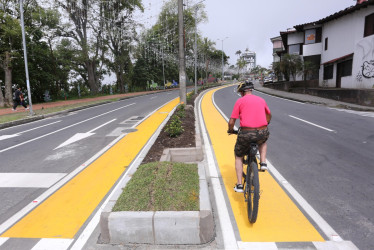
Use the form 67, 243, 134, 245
0, 90, 180, 249
212, 84, 374, 249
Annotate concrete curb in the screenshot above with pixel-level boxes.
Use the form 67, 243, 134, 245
99, 162, 213, 245
99, 99, 214, 245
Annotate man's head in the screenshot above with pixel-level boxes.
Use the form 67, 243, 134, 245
237, 80, 254, 95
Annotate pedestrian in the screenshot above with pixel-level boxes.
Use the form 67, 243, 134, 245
12, 87, 29, 111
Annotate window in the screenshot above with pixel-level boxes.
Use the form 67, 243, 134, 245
324, 65, 333, 80
316, 27, 322, 43
304, 27, 322, 44
325, 37, 328, 50
364, 13, 374, 37
305, 29, 316, 44
289, 44, 301, 55
339, 59, 353, 77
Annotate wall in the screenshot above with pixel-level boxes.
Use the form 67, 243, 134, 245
288, 32, 304, 45
303, 43, 323, 56
320, 5, 374, 88
353, 35, 374, 88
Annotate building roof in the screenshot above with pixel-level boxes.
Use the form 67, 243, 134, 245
322, 53, 354, 65
294, 0, 374, 31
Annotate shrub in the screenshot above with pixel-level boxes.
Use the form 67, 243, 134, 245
165, 115, 184, 137
176, 104, 185, 119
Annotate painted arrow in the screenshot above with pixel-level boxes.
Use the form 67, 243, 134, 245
54, 119, 116, 150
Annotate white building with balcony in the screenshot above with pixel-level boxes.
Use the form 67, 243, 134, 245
275, 0, 374, 89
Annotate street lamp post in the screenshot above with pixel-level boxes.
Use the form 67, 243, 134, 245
218, 37, 228, 82
193, 0, 206, 95
19, 0, 33, 115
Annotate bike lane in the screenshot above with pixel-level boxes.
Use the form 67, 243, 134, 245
1, 98, 180, 239
201, 87, 325, 243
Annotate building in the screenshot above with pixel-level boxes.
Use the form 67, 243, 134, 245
274, 0, 374, 89
270, 36, 284, 63
241, 48, 256, 71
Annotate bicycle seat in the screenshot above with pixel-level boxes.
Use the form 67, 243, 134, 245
249, 143, 258, 157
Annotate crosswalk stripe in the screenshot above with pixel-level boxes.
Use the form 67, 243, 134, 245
0, 173, 66, 188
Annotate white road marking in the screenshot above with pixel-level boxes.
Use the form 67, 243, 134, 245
0, 237, 8, 246
150, 96, 157, 99
54, 119, 116, 150
0, 173, 66, 188
256, 91, 305, 104
201, 90, 238, 249
0, 104, 134, 153
289, 115, 335, 132
267, 160, 343, 242
0, 134, 125, 235
70, 99, 177, 250
31, 238, 74, 250
329, 107, 374, 118
0, 121, 62, 141
213, 87, 344, 244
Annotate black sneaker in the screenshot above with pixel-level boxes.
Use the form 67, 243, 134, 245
260, 163, 268, 171
234, 184, 244, 193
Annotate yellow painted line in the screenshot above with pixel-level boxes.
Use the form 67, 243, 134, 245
202, 87, 324, 242
2, 98, 180, 239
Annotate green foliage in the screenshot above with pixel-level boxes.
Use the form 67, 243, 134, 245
176, 104, 186, 118
165, 115, 184, 137
113, 162, 199, 211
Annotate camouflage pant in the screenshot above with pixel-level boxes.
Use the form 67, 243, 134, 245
234, 128, 270, 157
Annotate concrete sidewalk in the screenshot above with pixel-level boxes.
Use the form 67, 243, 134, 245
254, 81, 374, 112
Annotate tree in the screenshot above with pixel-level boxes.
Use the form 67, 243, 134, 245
279, 53, 303, 82
54, 0, 106, 94
102, 0, 142, 93
0, 5, 22, 107
236, 58, 246, 80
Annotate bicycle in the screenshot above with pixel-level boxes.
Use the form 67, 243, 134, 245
230, 130, 262, 223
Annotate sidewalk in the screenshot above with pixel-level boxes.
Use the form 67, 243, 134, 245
0, 91, 158, 116
254, 81, 374, 112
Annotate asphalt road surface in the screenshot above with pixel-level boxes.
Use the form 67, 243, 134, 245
213, 85, 374, 250
0, 90, 180, 247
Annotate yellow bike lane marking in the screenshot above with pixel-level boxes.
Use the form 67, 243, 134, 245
201, 87, 324, 242
1, 98, 179, 239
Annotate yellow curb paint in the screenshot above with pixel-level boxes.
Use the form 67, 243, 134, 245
202, 87, 324, 242
2, 98, 180, 239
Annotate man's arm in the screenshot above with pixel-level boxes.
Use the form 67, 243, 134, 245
228, 118, 236, 133
266, 113, 272, 124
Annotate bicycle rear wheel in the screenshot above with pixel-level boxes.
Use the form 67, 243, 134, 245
246, 161, 259, 223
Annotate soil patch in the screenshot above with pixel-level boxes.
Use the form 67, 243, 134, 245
142, 99, 196, 164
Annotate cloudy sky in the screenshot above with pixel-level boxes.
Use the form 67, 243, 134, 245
137, 0, 356, 68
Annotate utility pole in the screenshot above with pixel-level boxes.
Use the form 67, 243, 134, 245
218, 37, 228, 82
19, 0, 33, 115
194, 6, 198, 95
178, 0, 186, 104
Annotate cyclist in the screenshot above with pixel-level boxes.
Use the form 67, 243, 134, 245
228, 81, 271, 193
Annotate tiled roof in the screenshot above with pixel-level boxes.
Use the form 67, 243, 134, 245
294, 0, 374, 31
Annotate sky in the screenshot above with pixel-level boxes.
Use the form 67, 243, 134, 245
136, 0, 356, 68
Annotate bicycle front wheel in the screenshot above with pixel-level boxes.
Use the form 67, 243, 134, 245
246, 161, 260, 223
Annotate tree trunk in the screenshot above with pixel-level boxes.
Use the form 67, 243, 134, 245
0, 86, 4, 107
4, 51, 13, 107
86, 60, 98, 94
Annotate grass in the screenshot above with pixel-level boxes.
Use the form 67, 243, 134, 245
0, 98, 119, 124
112, 162, 199, 212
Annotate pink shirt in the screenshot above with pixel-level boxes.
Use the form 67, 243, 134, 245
230, 94, 271, 128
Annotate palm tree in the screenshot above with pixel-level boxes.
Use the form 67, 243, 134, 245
236, 58, 247, 80
235, 50, 242, 76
